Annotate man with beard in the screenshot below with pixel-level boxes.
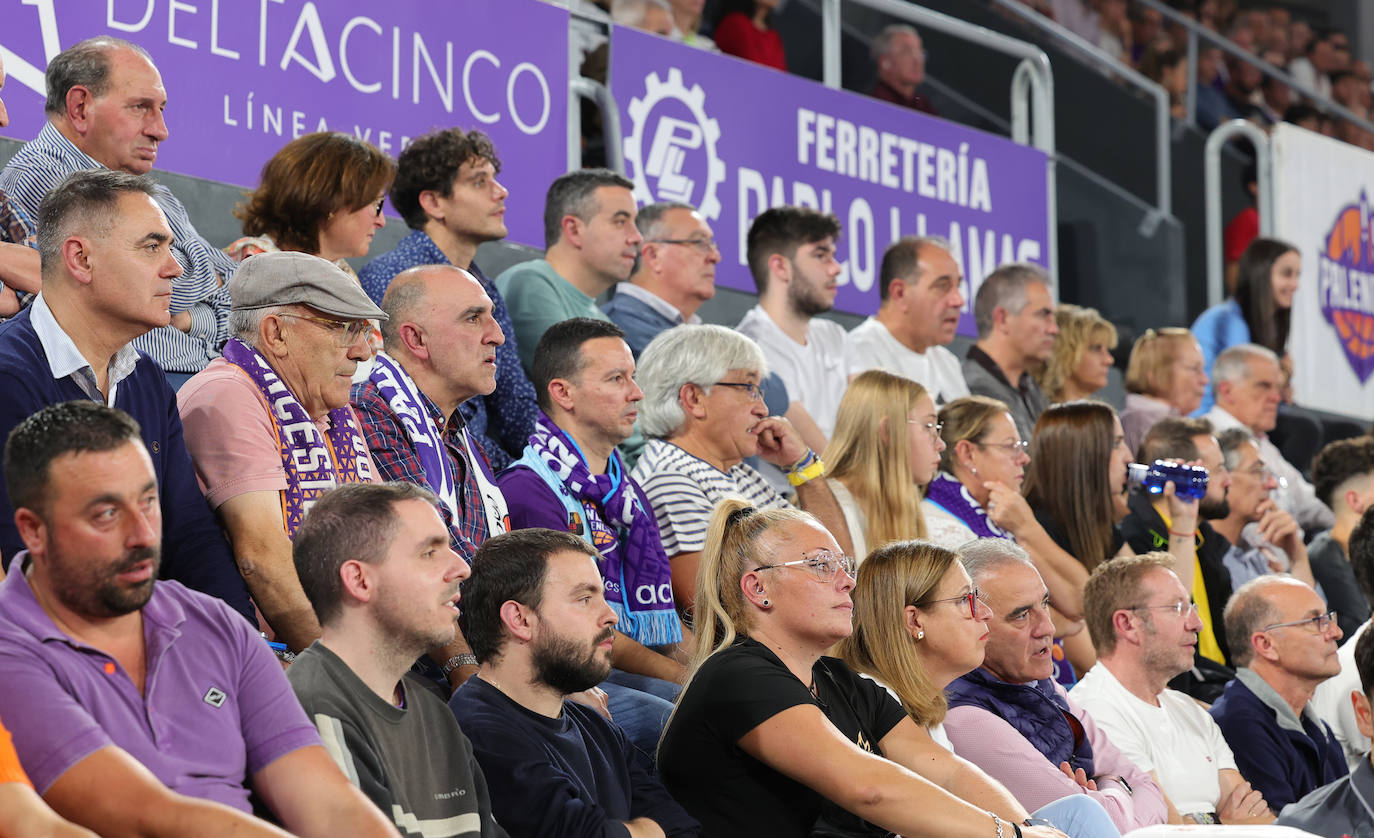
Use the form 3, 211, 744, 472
736, 206, 846, 452
497, 318, 688, 756
961, 262, 1058, 440
449, 528, 699, 838
288, 482, 507, 837
0, 401, 396, 836
1121, 417, 1237, 695
1071, 554, 1275, 825
1211, 575, 1348, 812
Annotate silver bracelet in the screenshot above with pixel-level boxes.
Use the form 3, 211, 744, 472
441, 654, 479, 676
991, 813, 1004, 838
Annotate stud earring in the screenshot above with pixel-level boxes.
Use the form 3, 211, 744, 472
916, 629, 925, 641
761, 599, 771, 607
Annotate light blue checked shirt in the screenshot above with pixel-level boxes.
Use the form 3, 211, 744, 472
0, 123, 233, 373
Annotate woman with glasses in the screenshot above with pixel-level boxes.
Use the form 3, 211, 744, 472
1118, 328, 1210, 456
837, 541, 1123, 838
233, 132, 395, 270
922, 397, 1089, 631
822, 371, 944, 561
658, 498, 1070, 838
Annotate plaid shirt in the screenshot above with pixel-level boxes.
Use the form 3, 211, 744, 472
350, 378, 493, 561
0, 187, 37, 311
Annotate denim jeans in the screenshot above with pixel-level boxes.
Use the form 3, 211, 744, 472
597, 668, 681, 761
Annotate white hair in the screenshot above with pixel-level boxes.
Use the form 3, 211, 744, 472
636, 324, 768, 439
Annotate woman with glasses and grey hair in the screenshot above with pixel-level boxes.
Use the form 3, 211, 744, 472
658, 498, 1076, 838
630, 324, 853, 612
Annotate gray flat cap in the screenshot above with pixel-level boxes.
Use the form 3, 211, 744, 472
230, 251, 386, 321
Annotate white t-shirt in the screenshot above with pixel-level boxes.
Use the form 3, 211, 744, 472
920, 499, 978, 549
827, 478, 869, 561
1071, 663, 1237, 817
843, 317, 970, 406
1311, 620, 1370, 771
737, 305, 847, 437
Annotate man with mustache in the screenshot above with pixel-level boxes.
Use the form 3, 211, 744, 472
497, 318, 687, 755
449, 528, 699, 838
1120, 417, 1236, 697
496, 169, 641, 377
1071, 553, 1274, 825
178, 251, 387, 653
961, 262, 1058, 441
350, 264, 511, 690
0, 401, 396, 836
0, 169, 251, 620
288, 482, 506, 837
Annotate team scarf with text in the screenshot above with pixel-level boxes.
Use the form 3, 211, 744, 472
526, 411, 680, 646
221, 338, 373, 536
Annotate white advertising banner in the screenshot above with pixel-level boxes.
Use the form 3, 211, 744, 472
1273, 123, 1374, 419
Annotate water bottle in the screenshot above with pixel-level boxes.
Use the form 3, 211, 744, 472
1127, 460, 1209, 501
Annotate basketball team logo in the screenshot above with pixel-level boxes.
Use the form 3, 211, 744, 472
623, 68, 727, 219
1319, 192, 1374, 383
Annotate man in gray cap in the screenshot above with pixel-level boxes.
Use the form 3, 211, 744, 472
179, 251, 387, 653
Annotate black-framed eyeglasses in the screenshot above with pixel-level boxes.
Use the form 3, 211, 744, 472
373, 198, 386, 217
713, 380, 766, 401
1129, 601, 1199, 618
278, 313, 372, 348
649, 237, 719, 254
1261, 611, 1338, 634
753, 549, 856, 583
975, 439, 1029, 455
913, 587, 990, 619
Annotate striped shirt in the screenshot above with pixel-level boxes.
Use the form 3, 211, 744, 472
630, 439, 788, 556
0, 187, 38, 313
0, 123, 234, 373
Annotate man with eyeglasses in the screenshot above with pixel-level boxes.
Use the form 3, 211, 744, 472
497, 318, 690, 756
1212, 427, 1318, 593
1205, 344, 1334, 537
1071, 553, 1275, 825
1121, 417, 1236, 698
0, 170, 251, 620
1210, 574, 1348, 811
179, 251, 386, 653
961, 263, 1057, 440
0, 37, 237, 383
945, 539, 1168, 834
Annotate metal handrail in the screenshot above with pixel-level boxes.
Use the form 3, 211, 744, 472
1204, 119, 1272, 308
1133, 0, 1374, 136
985, 0, 1170, 215
572, 77, 626, 174
818, 0, 1058, 280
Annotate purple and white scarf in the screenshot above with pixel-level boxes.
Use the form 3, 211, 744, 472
221, 338, 373, 536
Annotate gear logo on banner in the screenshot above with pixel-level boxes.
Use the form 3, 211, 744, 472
623, 68, 727, 219
1319, 191, 1374, 383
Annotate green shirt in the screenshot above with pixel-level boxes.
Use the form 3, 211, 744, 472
495, 260, 611, 375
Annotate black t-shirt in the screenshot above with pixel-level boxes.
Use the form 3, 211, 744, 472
658, 637, 907, 838
1032, 507, 1125, 562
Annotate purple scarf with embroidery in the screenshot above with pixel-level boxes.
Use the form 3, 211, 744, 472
523, 411, 681, 646
221, 338, 373, 536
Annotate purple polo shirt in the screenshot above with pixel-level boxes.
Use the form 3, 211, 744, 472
0, 555, 321, 808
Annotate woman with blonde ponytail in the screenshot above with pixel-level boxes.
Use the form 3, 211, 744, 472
657, 498, 1075, 838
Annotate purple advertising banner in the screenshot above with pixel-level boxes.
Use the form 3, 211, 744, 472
611, 26, 1050, 323
0, 0, 569, 246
